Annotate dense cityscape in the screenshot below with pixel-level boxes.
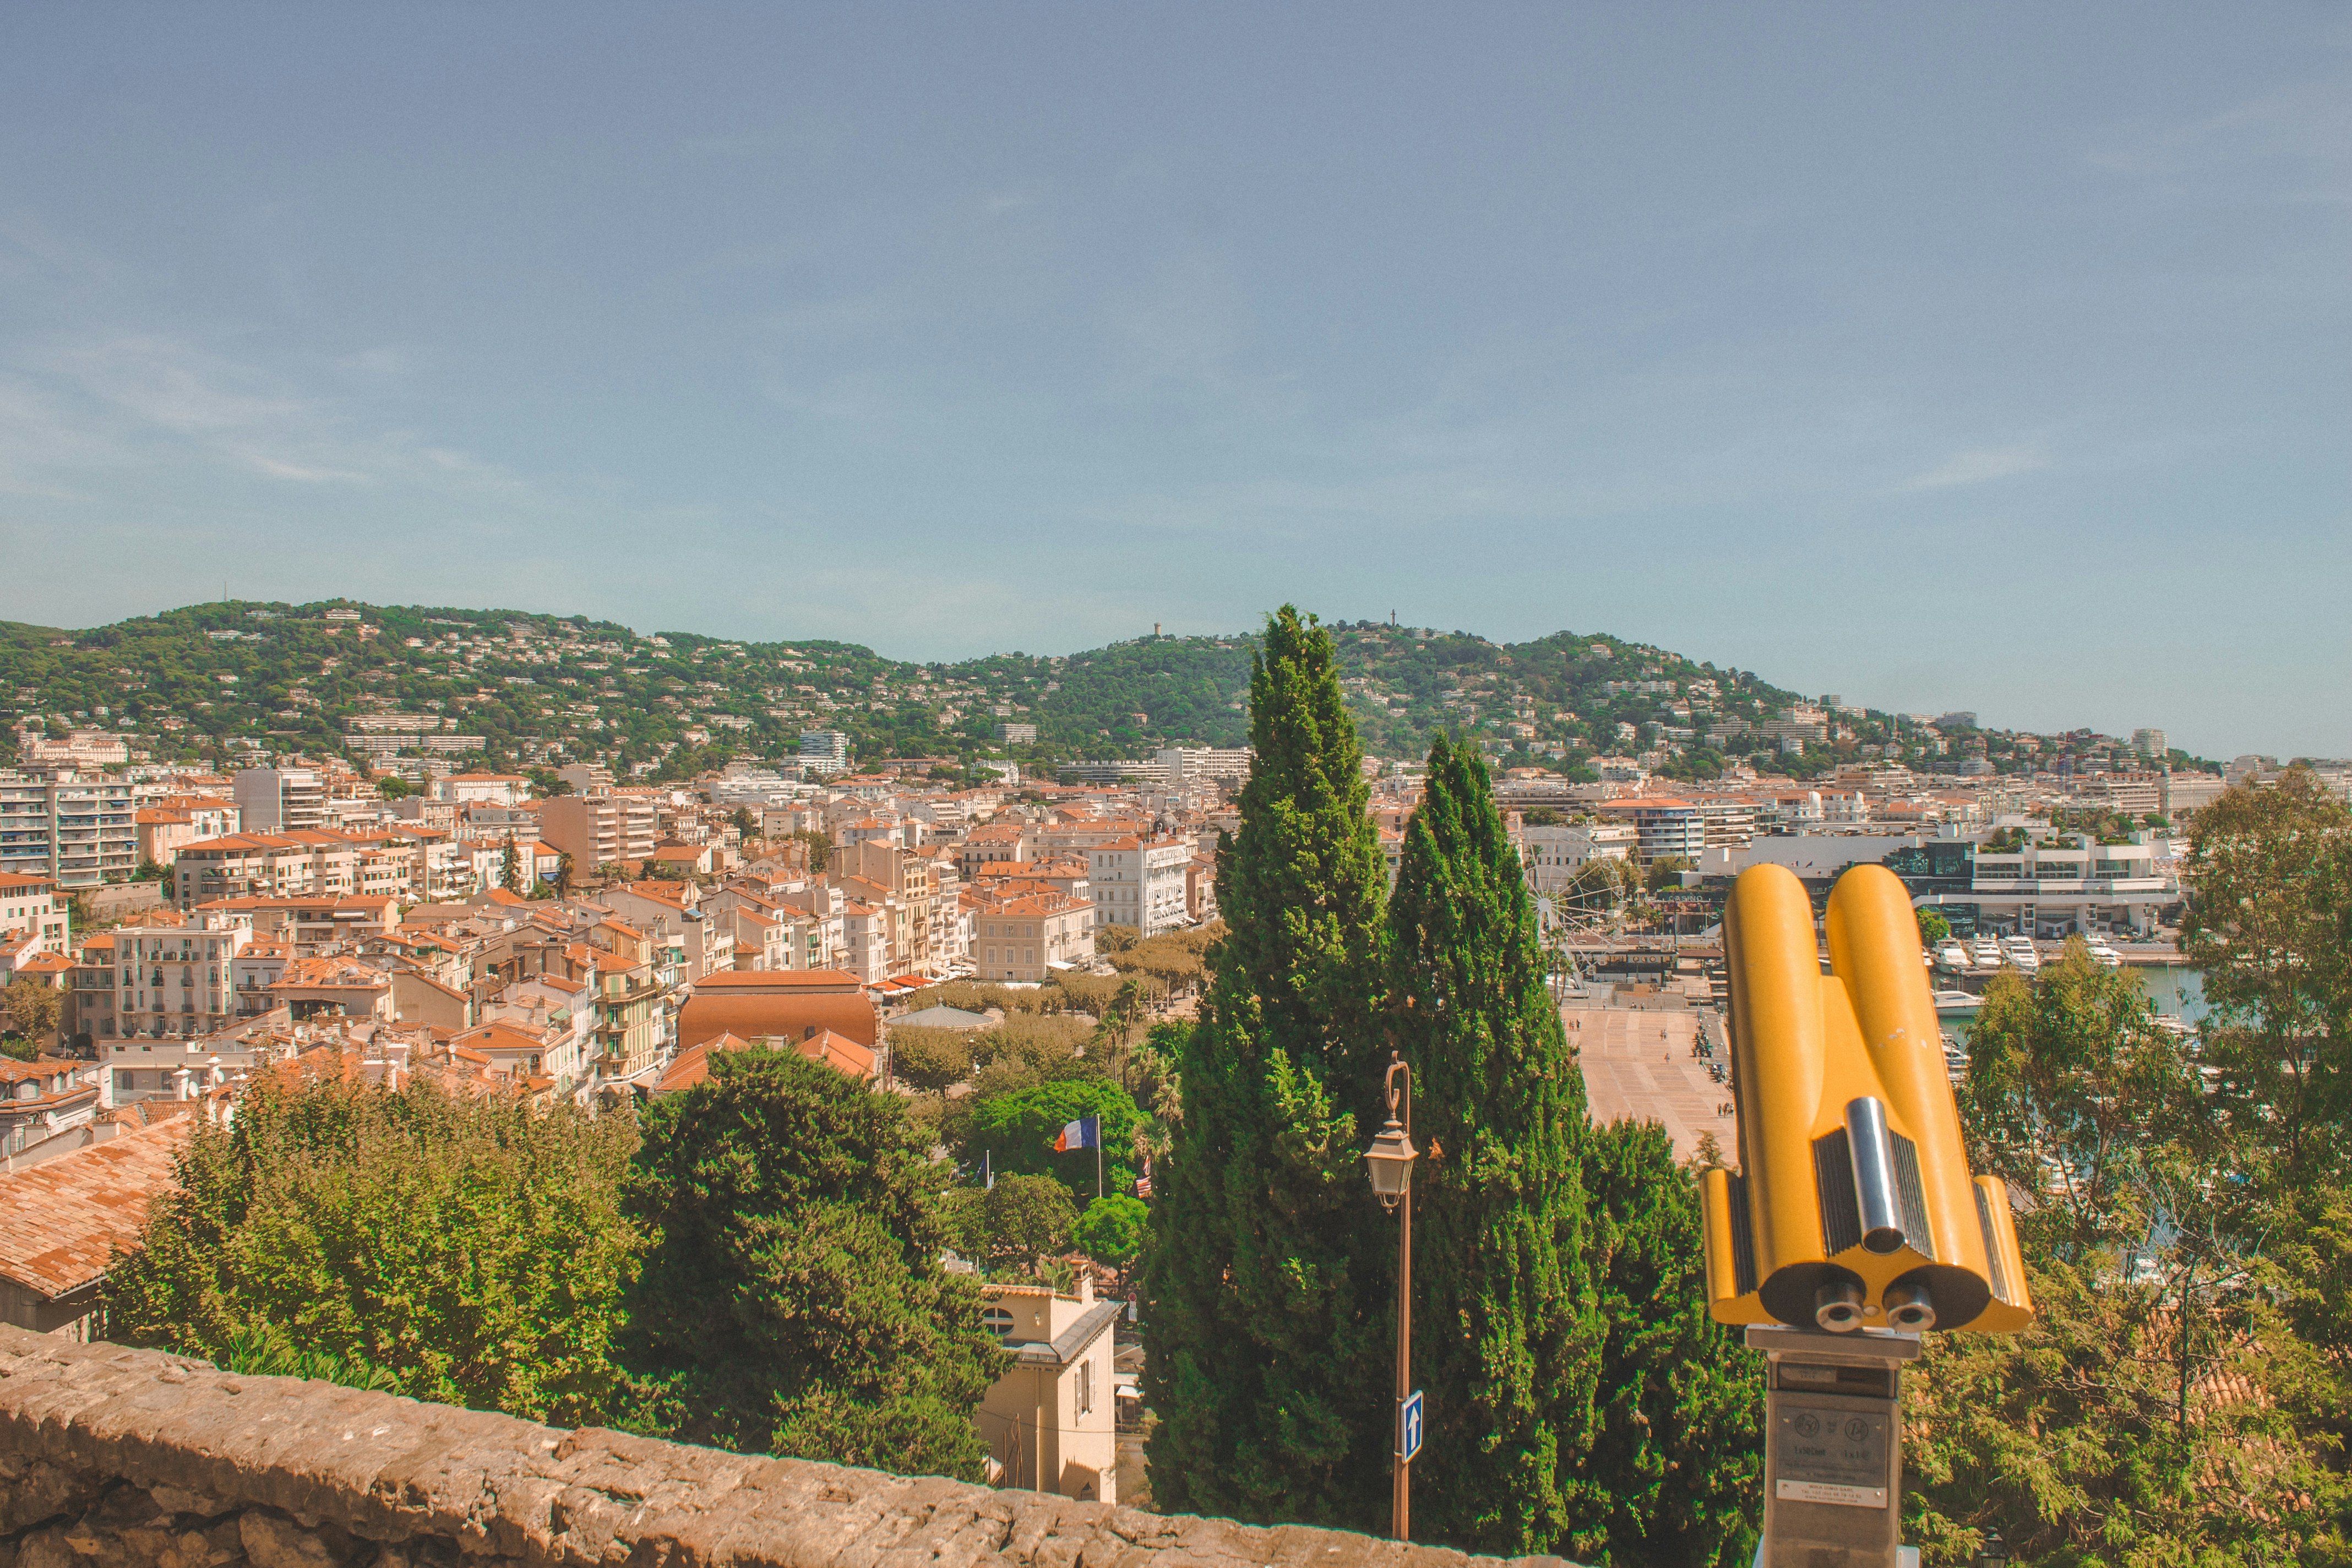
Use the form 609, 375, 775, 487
5, 7, 2345, 1566
3, 597, 2349, 1565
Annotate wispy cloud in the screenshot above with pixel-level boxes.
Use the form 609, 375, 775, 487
6, 328, 548, 504
2088, 72, 2352, 207
1897, 444, 2050, 493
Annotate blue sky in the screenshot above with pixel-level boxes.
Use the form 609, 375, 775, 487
2, 6, 2345, 758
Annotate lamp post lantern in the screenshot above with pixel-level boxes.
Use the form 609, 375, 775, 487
1362, 1052, 1418, 1540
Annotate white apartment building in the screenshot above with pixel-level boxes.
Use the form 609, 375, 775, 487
0, 771, 138, 888
1087, 836, 1191, 936
113, 912, 254, 1041
799, 731, 851, 776
233, 768, 329, 833
1157, 747, 1254, 783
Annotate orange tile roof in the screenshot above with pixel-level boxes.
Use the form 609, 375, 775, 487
0, 1119, 191, 1300
677, 971, 876, 1052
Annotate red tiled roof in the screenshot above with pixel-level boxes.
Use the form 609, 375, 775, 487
0, 1119, 191, 1300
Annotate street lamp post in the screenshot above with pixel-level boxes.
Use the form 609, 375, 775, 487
1362, 1052, 1418, 1541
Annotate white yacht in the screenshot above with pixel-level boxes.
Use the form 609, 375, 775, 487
2003, 935, 2040, 974
2086, 939, 2124, 969
1935, 942, 1972, 971
1969, 934, 2001, 968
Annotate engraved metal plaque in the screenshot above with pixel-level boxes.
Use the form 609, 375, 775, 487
1773, 1397, 1891, 1509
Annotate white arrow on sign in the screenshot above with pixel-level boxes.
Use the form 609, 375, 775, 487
1397, 1390, 1425, 1462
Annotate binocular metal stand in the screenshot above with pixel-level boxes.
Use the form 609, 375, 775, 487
1747, 1324, 1922, 1568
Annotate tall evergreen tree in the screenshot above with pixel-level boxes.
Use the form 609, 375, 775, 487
1384, 734, 1603, 1554
1142, 606, 1395, 1528
1578, 1120, 1763, 1568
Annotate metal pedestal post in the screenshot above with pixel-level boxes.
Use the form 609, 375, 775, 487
1747, 1325, 1921, 1568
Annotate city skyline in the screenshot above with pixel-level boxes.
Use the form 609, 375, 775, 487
3, 5, 2346, 758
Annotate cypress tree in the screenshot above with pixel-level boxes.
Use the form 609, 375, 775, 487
1578, 1120, 1762, 1568
1142, 606, 1394, 1528
1384, 734, 1603, 1554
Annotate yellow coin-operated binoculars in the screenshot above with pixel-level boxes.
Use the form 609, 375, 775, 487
1699, 863, 2033, 1568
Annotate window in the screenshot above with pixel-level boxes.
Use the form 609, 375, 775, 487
1076, 1357, 1093, 1417
982, 1305, 1016, 1338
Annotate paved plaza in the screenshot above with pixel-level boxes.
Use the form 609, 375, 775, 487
1565, 1001, 1741, 1164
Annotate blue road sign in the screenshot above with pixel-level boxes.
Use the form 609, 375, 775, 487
1398, 1390, 1425, 1463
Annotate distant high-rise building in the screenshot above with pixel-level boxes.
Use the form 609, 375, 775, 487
0, 771, 137, 888
231, 767, 327, 833
799, 730, 850, 776
1935, 711, 1978, 731
2132, 728, 2168, 759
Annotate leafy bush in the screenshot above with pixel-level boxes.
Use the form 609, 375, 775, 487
104, 1074, 640, 1427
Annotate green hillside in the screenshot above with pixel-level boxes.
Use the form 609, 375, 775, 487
0, 600, 1951, 783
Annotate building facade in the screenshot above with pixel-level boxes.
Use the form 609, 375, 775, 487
0, 772, 137, 889
1086, 836, 1190, 936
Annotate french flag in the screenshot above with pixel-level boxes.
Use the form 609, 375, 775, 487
1054, 1114, 1101, 1152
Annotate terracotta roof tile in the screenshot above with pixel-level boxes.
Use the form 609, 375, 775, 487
0, 1119, 190, 1299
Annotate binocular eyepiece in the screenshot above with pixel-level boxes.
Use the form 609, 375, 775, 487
1812, 1277, 1936, 1332
1812, 1280, 1865, 1332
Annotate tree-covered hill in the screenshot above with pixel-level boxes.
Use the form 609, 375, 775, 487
1, 600, 2125, 782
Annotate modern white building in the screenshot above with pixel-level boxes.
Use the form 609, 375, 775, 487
1952, 835, 2177, 938
232, 768, 328, 833
0, 771, 138, 888
799, 731, 851, 776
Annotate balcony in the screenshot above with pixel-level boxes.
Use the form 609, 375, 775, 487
1971, 876, 2176, 896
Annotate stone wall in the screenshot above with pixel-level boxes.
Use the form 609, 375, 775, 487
0, 1328, 1567, 1568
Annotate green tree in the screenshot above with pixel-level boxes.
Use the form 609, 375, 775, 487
2, 976, 63, 1044
375, 774, 415, 800
2179, 769, 2352, 1197
1907, 944, 2348, 1564
1917, 908, 1952, 945
792, 829, 832, 873
949, 1172, 1078, 1277
500, 834, 523, 895
962, 1077, 1142, 1199
1073, 1194, 1149, 1276
1383, 735, 1604, 1554
1642, 854, 1694, 895
623, 1050, 1004, 1480
1578, 1122, 1762, 1568
102, 1074, 639, 1426
889, 1025, 976, 1092
554, 849, 574, 896
1144, 605, 1395, 1529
